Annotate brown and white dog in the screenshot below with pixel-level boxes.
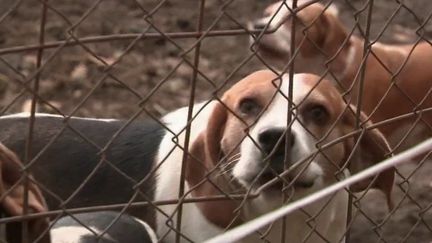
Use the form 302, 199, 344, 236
156, 70, 394, 242
251, 1, 432, 147
0, 70, 393, 242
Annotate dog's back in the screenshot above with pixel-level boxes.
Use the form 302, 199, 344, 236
0, 114, 165, 225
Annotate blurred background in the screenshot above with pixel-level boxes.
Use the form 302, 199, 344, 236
0, 0, 432, 242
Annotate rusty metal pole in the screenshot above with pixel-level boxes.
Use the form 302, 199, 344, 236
175, 0, 206, 242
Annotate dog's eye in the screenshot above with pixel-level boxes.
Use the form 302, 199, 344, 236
239, 98, 261, 116
304, 104, 329, 124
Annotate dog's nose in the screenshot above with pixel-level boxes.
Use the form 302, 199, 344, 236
258, 128, 295, 155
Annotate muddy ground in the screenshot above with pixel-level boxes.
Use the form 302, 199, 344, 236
0, 0, 431, 242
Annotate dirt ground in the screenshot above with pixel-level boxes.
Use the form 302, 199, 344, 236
0, 0, 431, 242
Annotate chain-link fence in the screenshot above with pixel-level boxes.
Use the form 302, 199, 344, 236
0, 0, 431, 242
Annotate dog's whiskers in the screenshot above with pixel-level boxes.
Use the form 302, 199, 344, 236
218, 164, 235, 176
226, 153, 241, 162
217, 158, 239, 179
219, 156, 239, 171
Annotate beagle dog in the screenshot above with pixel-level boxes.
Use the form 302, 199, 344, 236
251, 1, 432, 146
155, 70, 394, 242
0, 70, 393, 242
51, 211, 157, 243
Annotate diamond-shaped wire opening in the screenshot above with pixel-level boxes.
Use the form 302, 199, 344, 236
0, 0, 432, 242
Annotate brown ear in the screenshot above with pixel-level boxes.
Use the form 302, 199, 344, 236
0, 143, 51, 243
296, 6, 344, 58
202, 101, 228, 166
297, 14, 325, 57
185, 101, 240, 228
186, 101, 227, 179
342, 106, 395, 210
316, 8, 348, 57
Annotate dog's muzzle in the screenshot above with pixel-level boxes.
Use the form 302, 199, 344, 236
256, 128, 315, 189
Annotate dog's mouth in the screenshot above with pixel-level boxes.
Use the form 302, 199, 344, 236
241, 154, 316, 191
259, 169, 316, 191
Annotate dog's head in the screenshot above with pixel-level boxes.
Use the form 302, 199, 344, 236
187, 70, 394, 227
250, 1, 347, 70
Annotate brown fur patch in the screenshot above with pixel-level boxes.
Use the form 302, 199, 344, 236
0, 143, 51, 243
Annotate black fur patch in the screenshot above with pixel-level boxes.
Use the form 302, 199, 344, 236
0, 115, 166, 226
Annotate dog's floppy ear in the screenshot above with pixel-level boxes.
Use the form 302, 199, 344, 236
200, 101, 228, 167
342, 105, 395, 210
187, 101, 228, 175
295, 4, 345, 58
0, 143, 51, 243
317, 6, 348, 56
186, 101, 240, 228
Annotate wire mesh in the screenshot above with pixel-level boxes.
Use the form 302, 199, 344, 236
0, 0, 431, 242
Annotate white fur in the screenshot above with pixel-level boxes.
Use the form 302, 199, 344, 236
233, 74, 323, 187
50, 216, 157, 243
50, 226, 115, 243
133, 217, 159, 243
155, 101, 224, 242
155, 74, 348, 242
231, 75, 347, 242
